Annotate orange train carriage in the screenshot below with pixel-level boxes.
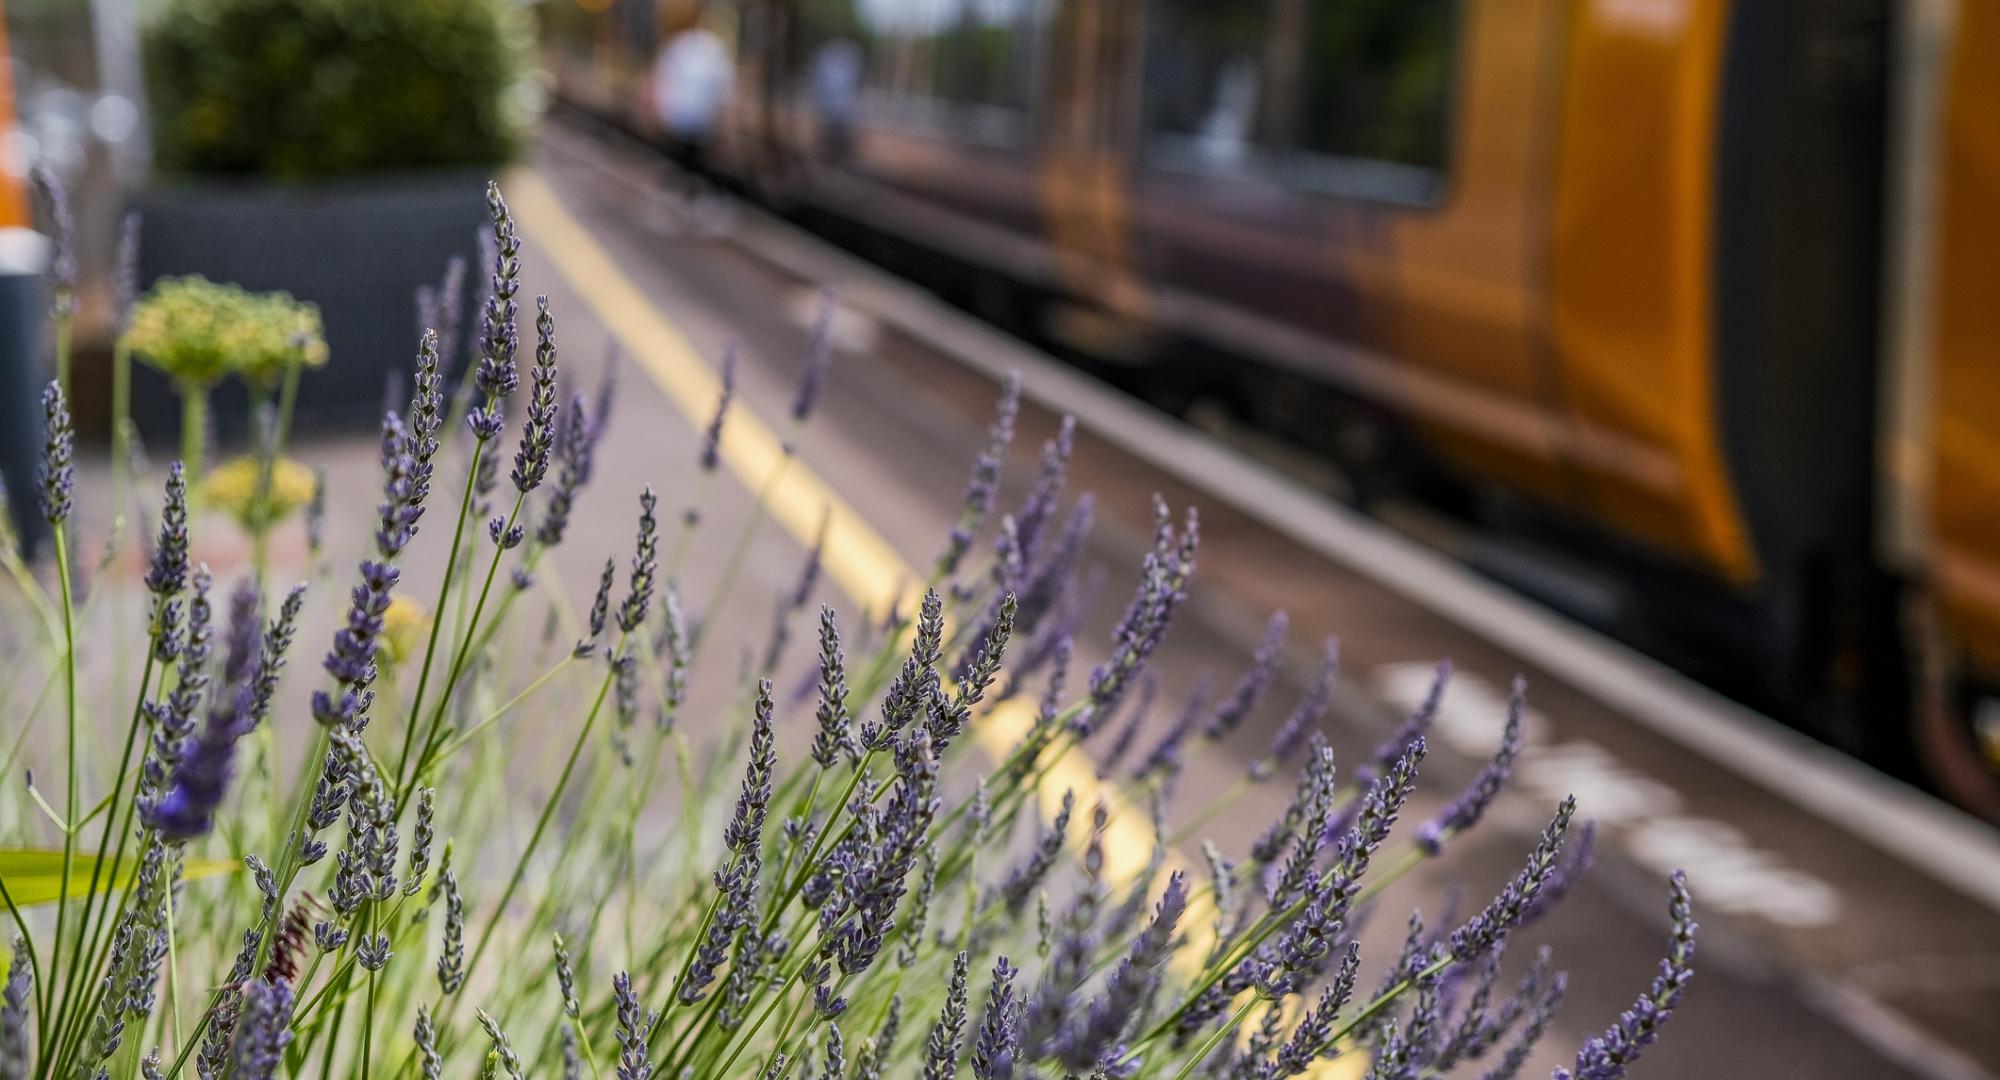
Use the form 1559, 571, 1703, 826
544, 0, 2000, 821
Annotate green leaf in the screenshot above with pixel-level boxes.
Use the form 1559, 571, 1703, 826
0, 848, 239, 908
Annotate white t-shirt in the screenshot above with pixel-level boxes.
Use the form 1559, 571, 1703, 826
653, 29, 734, 138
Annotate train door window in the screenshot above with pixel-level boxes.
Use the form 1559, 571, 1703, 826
817, 0, 1050, 146
1141, 0, 1457, 203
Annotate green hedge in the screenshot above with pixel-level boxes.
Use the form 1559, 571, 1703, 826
145, 0, 533, 181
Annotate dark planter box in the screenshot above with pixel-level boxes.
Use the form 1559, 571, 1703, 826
132, 169, 488, 446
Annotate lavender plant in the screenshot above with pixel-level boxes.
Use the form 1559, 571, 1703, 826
0, 180, 1697, 1080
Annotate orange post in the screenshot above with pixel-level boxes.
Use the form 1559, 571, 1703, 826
0, 3, 26, 229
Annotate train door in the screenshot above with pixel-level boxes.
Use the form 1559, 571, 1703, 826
1036, 0, 1150, 330
1118, 0, 1580, 510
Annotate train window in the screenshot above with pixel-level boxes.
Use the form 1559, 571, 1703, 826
1142, 0, 1456, 202
808, 0, 1050, 146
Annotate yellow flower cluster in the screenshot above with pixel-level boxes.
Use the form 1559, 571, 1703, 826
120, 275, 329, 387
379, 596, 431, 666
203, 454, 318, 529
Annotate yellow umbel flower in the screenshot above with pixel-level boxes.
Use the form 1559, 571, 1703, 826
379, 596, 431, 666
204, 455, 317, 529
121, 276, 328, 388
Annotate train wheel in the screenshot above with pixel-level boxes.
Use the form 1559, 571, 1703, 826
1905, 591, 2000, 824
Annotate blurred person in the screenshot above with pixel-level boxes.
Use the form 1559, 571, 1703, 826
808, 36, 862, 164
652, 11, 734, 176
1199, 55, 1260, 169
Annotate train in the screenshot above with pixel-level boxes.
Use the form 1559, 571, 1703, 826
541, 0, 2000, 823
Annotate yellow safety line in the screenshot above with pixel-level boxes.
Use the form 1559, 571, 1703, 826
511, 169, 1365, 1078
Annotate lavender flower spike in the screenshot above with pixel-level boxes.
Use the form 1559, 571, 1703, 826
792, 286, 837, 424
38, 381, 74, 524
145, 674, 256, 842
1449, 795, 1578, 964
474, 182, 522, 403
511, 295, 560, 493
231, 979, 293, 1080
1205, 609, 1287, 741
1, 935, 30, 1080
1417, 675, 1525, 855
937, 372, 1021, 578
536, 392, 595, 548
811, 606, 855, 768
972, 957, 1021, 1080
1257, 637, 1338, 780
618, 486, 660, 634
614, 970, 657, 1080
922, 951, 972, 1080
1558, 871, 1696, 1080
701, 339, 738, 472
144, 463, 190, 597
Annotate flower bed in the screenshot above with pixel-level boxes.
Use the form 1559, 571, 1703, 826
1, 178, 1697, 1080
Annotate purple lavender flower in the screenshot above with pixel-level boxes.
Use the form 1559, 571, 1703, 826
1270, 943, 1360, 1076
587, 556, 616, 646
764, 509, 829, 673
1005, 494, 1092, 644
536, 392, 595, 548
701, 340, 738, 472
1085, 497, 1197, 723
1058, 871, 1188, 1071
1008, 416, 1075, 567
476, 1009, 526, 1080
511, 296, 561, 493
1360, 659, 1451, 786
995, 789, 1073, 918
1, 935, 28, 1079
614, 970, 656, 1080
811, 606, 856, 768
144, 463, 190, 597
1486, 966, 1568, 1080
820, 1023, 847, 1080
145, 670, 256, 843
934, 592, 1015, 751
306, 467, 327, 559
433, 255, 468, 371
1205, 610, 1287, 741
311, 558, 396, 729
792, 287, 836, 424
1559, 872, 1695, 1080
139, 567, 213, 815
1258, 637, 1338, 779
1522, 820, 1597, 927
865, 589, 944, 751
971, 957, 1021, 1080
435, 869, 465, 993
231, 979, 292, 1080
407, 331, 446, 518
936, 373, 1021, 578
472, 182, 522, 417
415, 1006, 442, 1080
1132, 672, 1212, 785
373, 412, 423, 559
1417, 676, 1525, 855
30, 165, 74, 312
618, 486, 659, 633
1095, 670, 1155, 780
922, 951, 971, 1080
1449, 796, 1578, 964
725, 680, 778, 854
1262, 737, 1426, 998
38, 381, 73, 524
